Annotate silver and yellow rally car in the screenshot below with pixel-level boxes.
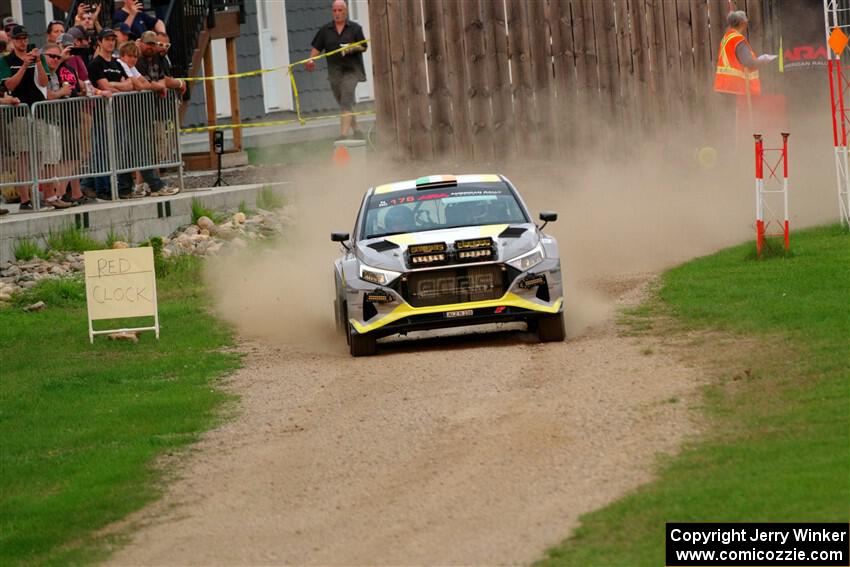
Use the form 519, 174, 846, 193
331, 174, 565, 356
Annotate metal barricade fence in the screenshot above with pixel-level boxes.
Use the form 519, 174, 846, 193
111, 91, 182, 176
0, 103, 34, 202
31, 96, 112, 207
3, 91, 183, 211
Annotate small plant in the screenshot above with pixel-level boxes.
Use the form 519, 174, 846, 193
238, 200, 255, 216
14, 238, 47, 261
256, 186, 283, 211
12, 275, 86, 308
46, 225, 105, 253
191, 197, 224, 225
104, 226, 125, 248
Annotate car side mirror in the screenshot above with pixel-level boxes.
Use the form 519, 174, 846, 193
538, 211, 557, 231
331, 232, 350, 251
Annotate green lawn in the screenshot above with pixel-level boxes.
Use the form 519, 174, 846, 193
538, 225, 850, 566
0, 256, 240, 566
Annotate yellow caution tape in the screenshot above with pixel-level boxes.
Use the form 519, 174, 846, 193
179, 38, 369, 82
179, 110, 375, 134
179, 38, 370, 127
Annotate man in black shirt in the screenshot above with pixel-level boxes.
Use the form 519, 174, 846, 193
3, 26, 48, 210
85, 28, 135, 200
305, 0, 367, 140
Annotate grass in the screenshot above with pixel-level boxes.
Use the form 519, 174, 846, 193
238, 200, 255, 217
538, 224, 850, 566
104, 226, 125, 249
190, 197, 225, 225
0, 255, 241, 566
256, 185, 284, 211
45, 225, 105, 253
13, 238, 48, 261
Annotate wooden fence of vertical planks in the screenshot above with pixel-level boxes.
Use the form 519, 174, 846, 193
368, 0, 779, 161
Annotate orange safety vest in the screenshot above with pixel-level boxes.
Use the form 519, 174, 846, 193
714, 29, 761, 96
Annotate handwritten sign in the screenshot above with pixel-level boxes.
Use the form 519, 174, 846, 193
84, 248, 159, 342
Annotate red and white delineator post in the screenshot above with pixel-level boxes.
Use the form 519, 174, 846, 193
753, 133, 790, 257
824, 0, 850, 227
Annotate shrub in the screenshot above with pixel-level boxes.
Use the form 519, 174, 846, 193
191, 198, 224, 225
14, 238, 47, 261
46, 225, 105, 253
256, 186, 284, 210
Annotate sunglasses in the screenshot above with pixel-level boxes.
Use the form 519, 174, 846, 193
45, 53, 62, 60
156, 42, 171, 49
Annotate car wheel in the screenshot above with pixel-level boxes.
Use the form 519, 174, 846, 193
537, 312, 565, 342
348, 325, 377, 356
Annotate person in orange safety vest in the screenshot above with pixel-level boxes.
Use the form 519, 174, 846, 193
714, 11, 776, 96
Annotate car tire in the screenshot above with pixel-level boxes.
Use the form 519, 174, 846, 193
349, 325, 377, 356
537, 312, 565, 342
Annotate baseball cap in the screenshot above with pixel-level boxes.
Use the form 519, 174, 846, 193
9, 25, 27, 39
2, 16, 16, 30
58, 33, 75, 47
113, 22, 132, 35
97, 28, 116, 40
67, 26, 86, 41
140, 30, 157, 44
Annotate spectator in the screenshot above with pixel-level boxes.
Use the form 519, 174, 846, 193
114, 22, 133, 44
2, 25, 48, 210
131, 31, 180, 197
113, 0, 165, 39
117, 40, 149, 91
43, 41, 95, 206
74, 2, 102, 35
46, 20, 65, 44
0, 86, 19, 215
66, 26, 93, 66
2, 16, 17, 35
87, 28, 133, 199
0, 28, 8, 58
38, 42, 75, 209
58, 32, 90, 84
88, 29, 132, 94
305, 0, 368, 140
136, 31, 184, 96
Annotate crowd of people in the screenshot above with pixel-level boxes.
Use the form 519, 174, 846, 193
0, 1, 186, 216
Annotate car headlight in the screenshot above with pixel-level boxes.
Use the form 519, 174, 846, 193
507, 243, 545, 271
359, 263, 401, 286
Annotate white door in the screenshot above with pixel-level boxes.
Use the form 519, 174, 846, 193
257, 0, 294, 113
211, 38, 232, 118
349, 0, 374, 102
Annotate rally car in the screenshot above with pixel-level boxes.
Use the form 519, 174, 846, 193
331, 174, 565, 356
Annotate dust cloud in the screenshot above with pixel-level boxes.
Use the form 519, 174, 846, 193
205, 88, 836, 349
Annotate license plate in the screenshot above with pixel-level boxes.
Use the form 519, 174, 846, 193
445, 309, 473, 318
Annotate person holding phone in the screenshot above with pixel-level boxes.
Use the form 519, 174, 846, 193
1, 25, 48, 210
75, 1, 103, 35
113, 0, 166, 39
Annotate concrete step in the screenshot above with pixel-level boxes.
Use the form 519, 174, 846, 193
0, 183, 289, 264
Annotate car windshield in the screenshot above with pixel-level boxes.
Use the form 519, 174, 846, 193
363, 182, 528, 239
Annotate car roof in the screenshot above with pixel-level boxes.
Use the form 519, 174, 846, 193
370, 174, 503, 195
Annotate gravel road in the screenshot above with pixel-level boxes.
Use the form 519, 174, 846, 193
107, 276, 703, 566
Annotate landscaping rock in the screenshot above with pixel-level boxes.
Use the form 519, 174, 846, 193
197, 216, 216, 233
108, 331, 139, 343
184, 225, 200, 237
233, 212, 246, 224
23, 301, 45, 312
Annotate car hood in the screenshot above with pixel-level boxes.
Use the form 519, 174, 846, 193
355, 223, 541, 272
